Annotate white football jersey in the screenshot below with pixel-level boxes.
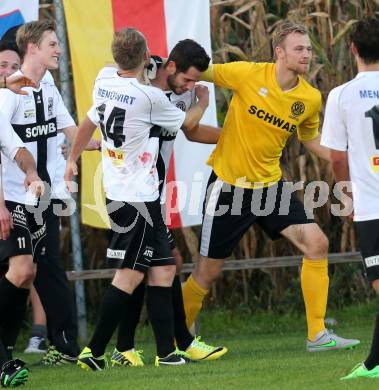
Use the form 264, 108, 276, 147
0, 112, 24, 162
157, 89, 195, 203
87, 67, 186, 202
0, 70, 75, 204
321, 71, 379, 221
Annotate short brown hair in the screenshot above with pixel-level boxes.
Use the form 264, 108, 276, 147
112, 28, 147, 71
16, 20, 56, 58
272, 21, 308, 52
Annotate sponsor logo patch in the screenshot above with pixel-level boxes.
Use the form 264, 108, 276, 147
107, 249, 126, 259
365, 255, 379, 268
372, 156, 379, 173
103, 147, 125, 167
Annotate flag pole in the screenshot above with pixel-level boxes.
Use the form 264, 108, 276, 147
53, 0, 88, 342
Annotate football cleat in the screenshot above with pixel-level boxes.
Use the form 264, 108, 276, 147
185, 336, 227, 361
24, 336, 47, 354
155, 349, 191, 366
306, 329, 360, 352
77, 347, 109, 371
0, 359, 29, 388
340, 362, 379, 380
111, 348, 144, 367
40, 345, 77, 366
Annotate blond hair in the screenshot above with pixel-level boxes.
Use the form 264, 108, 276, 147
16, 20, 56, 58
112, 28, 147, 71
272, 21, 308, 52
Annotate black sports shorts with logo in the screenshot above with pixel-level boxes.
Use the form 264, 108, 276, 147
0, 201, 46, 263
106, 198, 174, 273
199, 171, 314, 259
355, 219, 379, 282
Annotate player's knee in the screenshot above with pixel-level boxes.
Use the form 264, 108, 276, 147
9, 266, 35, 288
304, 233, 329, 258
148, 265, 176, 287
112, 268, 144, 293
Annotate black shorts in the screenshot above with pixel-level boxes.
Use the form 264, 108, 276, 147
0, 201, 47, 263
199, 172, 314, 259
167, 228, 176, 251
355, 219, 379, 282
106, 198, 174, 273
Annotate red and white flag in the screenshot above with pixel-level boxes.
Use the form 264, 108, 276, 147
64, 0, 216, 228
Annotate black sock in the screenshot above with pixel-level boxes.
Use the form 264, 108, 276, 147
146, 286, 175, 358
88, 284, 132, 357
117, 283, 145, 352
0, 278, 20, 325
1, 286, 29, 358
172, 276, 194, 350
365, 313, 379, 370
0, 278, 29, 359
0, 341, 8, 367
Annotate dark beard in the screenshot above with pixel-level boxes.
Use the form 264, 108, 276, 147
167, 74, 181, 95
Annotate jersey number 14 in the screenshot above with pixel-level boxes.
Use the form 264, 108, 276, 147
97, 104, 126, 147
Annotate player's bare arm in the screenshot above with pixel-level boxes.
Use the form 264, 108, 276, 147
181, 85, 209, 131
63, 125, 101, 151
0, 74, 37, 94
302, 134, 331, 162
0, 171, 13, 240
64, 117, 97, 188
330, 149, 353, 217
183, 124, 220, 144
14, 148, 44, 197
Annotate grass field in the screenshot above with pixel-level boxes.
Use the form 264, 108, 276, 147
16, 303, 379, 389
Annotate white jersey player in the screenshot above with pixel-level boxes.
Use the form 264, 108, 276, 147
321, 17, 379, 380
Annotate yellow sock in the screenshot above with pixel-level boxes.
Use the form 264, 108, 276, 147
182, 274, 209, 329
301, 258, 329, 341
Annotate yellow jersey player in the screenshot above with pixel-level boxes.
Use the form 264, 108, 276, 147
182, 21, 360, 352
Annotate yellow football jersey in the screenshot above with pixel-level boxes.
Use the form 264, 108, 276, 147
203, 62, 321, 188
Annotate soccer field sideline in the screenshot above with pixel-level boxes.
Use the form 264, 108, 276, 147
18, 304, 379, 389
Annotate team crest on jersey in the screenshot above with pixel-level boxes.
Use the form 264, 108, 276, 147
290, 101, 305, 117
176, 101, 187, 112
48, 97, 54, 117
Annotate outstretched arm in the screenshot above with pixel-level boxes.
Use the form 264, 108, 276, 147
64, 117, 97, 190
0, 169, 13, 240
182, 85, 209, 131
0, 74, 37, 95
14, 148, 44, 197
302, 134, 331, 162
183, 124, 220, 144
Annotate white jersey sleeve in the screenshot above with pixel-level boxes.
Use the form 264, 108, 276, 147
0, 88, 19, 120
55, 89, 76, 130
87, 105, 99, 126
0, 112, 24, 161
150, 89, 186, 133
321, 87, 348, 151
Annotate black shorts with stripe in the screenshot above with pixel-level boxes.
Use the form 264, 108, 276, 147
0, 200, 47, 263
355, 219, 379, 282
199, 171, 314, 259
106, 198, 174, 273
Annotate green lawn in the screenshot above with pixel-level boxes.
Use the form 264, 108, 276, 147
16, 303, 379, 389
